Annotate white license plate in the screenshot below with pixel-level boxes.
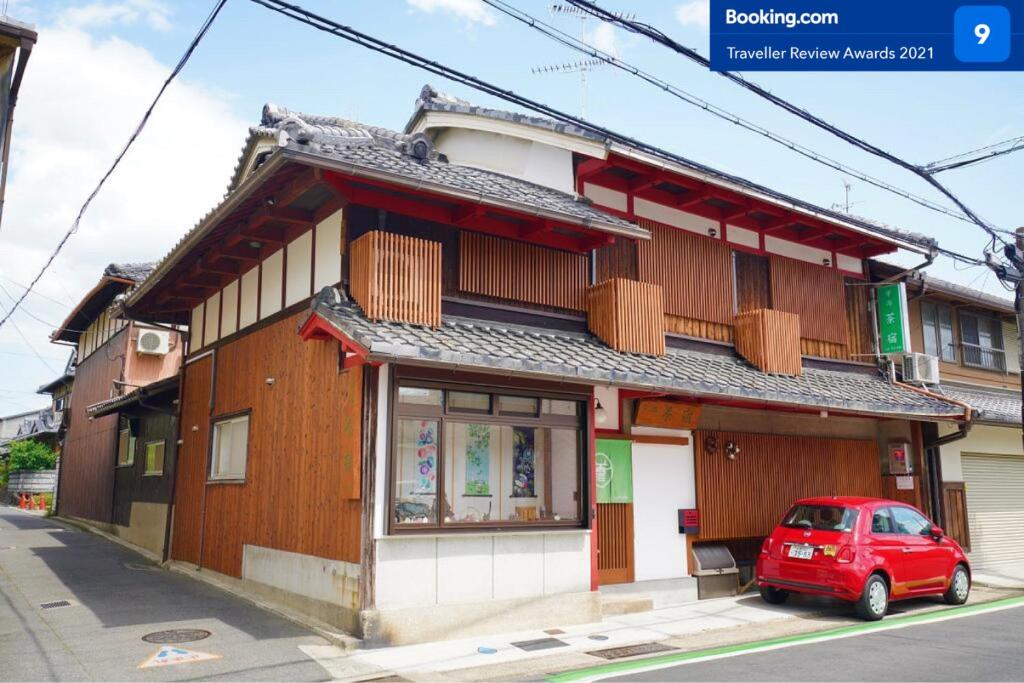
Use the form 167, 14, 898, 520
788, 545, 814, 560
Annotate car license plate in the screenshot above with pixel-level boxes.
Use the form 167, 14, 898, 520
788, 545, 814, 560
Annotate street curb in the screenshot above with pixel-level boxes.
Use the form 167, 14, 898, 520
37, 510, 360, 652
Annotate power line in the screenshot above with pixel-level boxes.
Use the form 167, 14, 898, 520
0, 273, 71, 308
249, 0, 951, 256
0, 282, 61, 329
0, 298, 57, 373
0, 0, 228, 332
924, 134, 1024, 174
482, 0, 980, 228
563, 0, 1012, 251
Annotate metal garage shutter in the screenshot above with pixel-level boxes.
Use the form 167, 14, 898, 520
962, 453, 1024, 567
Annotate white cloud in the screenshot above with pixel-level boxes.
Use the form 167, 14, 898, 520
0, 24, 245, 409
59, 0, 172, 32
406, 0, 496, 26
586, 22, 619, 58
675, 0, 710, 29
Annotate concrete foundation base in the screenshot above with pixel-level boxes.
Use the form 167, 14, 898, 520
360, 590, 602, 647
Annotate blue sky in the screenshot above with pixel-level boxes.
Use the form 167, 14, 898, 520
0, 0, 1021, 413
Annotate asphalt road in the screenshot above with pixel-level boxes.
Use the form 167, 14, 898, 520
0, 506, 333, 681
607, 602, 1024, 682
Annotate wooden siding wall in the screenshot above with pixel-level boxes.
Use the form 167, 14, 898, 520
695, 430, 882, 540
664, 315, 734, 342
844, 281, 875, 359
459, 232, 588, 311
770, 255, 849, 345
942, 482, 971, 551
733, 309, 802, 375
58, 328, 129, 523
637, 220, 734, 325
169, 311, 363, 577
170, 355, 212, 565
350, 230, 441, 327
734, 251, 771, 313
112, 404, 175, 527
586, 278, 665, 355
595, 238, 638, 282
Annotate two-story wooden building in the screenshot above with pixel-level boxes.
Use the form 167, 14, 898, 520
124, 89, 968, 644
51, 263, 183, 557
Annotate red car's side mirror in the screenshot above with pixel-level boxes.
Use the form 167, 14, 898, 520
929, 525, 944, 539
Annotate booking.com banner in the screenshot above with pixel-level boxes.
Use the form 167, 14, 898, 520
710, 0, 1024, 70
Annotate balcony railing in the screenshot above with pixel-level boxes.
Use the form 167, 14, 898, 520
960, 342, 1007, 372
349, 230, 441, 327
586, 278, 665, 356
733, 308, 802, 375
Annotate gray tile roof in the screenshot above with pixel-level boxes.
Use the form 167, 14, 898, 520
104, 262, 155, 283
410, 84, 937, 252
308, 288, 966, 420
940, 385, 1021, 425
239, 104, 643, 238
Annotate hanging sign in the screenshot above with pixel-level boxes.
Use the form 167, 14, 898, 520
596, 439, 633, 504
877, 283, 911, 355
634, 400, 702, 430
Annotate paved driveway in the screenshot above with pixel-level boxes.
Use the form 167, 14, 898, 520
0, 506, 332, 681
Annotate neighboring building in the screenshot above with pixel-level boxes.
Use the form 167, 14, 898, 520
124, 89, 967, 645
890, 269, 1023, 572
50, 263, 183, 552
35, 350, 76, 451
0, 406, 51, 458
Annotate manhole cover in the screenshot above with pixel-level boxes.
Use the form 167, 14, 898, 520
588, 634, 609, 641
142, 629, 212, 644
124, 562, 159, 571
39, 600, 72, 610
587, 642, 677, 660
511, 637, 569, 652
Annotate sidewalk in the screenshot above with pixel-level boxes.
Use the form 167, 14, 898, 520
306, 583, 1018, 681
972, 562, 1024, 589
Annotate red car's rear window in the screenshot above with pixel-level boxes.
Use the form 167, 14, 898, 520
782, 504, 859, 532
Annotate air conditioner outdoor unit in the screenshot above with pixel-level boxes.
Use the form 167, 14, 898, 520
136, 329, 170, 355
902, 353, 940, 385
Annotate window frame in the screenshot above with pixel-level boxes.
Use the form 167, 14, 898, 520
869, 507, 896, 535
208, 410, 251, 483
143, 439, 166, 477
920, 300, 957, 363
889, 505, 933, 536
388, 379, 589, 535
958, 310, 1006, 372
116, 416, 137, 468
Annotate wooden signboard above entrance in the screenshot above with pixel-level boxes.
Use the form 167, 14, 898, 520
633, 399, 701, 430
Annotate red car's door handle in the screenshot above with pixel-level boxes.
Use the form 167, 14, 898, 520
901, 547, 913, 553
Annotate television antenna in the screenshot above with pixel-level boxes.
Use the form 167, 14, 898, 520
831, 179, 864, 214
530, 3, 634, 118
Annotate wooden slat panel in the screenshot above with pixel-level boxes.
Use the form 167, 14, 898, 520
170, 355, 213, 564
169, 311, 363, 577
733, 308, 802, 375
597, 502, 634, 584
695, 430, 882, 540
770, 255, 849, 344
734, 251, 771, 313
595, 238, 638, 282
844, 280, 874, 358
350, 230, 441, 326
586, 278, 665, 356
942, 482, 971, 551
58, 328, 130, 523
881, 474, 924, 510
459, 232, 588, 310
664, 315, 734, 342
801, 338, 848, 360
637, 220, 734, 325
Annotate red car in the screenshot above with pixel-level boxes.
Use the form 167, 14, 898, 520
756, 496, 971, 620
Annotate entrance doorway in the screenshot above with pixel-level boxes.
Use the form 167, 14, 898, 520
596, 439, 634, 584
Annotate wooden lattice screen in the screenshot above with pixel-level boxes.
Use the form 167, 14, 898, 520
586, 278, 665, 356
733, 308, 802, 375
349, 230, 441, 327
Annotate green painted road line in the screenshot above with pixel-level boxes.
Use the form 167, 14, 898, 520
547, 595, 1024, 682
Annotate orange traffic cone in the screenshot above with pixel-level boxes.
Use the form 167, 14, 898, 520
36, 494, 46, 511
18, 493, 27, 509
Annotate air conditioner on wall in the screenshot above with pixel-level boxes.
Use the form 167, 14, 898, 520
902, 353, 940, 385
136, 329, 170, 356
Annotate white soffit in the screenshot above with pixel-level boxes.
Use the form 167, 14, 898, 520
411, 110, 607, 157
726, 224, 760, 249
634, 197, 718, 238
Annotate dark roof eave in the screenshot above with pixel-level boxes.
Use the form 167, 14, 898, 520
86, 375, 180, 418
52, 276, 134, 343
281, 147, 649, 241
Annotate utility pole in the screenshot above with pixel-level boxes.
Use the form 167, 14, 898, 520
1016, 227, 1024, 445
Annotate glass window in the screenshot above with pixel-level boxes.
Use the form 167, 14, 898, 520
398, 387, 443, 407
144, 441, 165, 476
871, 509, 895, 534
498, 395, 539, 417
448, 391, 491, 414
210, 414, 249, 480
782, 505, 858, 532
921, 302, 956, 362
117, 417, 136, 467
960, 312, 1006, 371
891, 506, 932, 536
391, 385, 585, 531
393, 419, 439, 525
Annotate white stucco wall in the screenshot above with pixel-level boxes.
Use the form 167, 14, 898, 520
937, 423, 1024, 482
242, 544, 359, 610
432, 128, 576, 194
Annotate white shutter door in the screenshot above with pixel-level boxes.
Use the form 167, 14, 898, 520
962, 453, 1024, 568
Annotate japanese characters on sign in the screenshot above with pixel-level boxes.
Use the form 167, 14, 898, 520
877, 283, 911, 355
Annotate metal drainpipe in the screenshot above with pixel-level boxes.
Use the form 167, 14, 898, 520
589, 249, 598, 285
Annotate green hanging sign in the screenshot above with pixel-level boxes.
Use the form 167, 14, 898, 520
877, 283, 911, 355
596, 439, 633, 504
